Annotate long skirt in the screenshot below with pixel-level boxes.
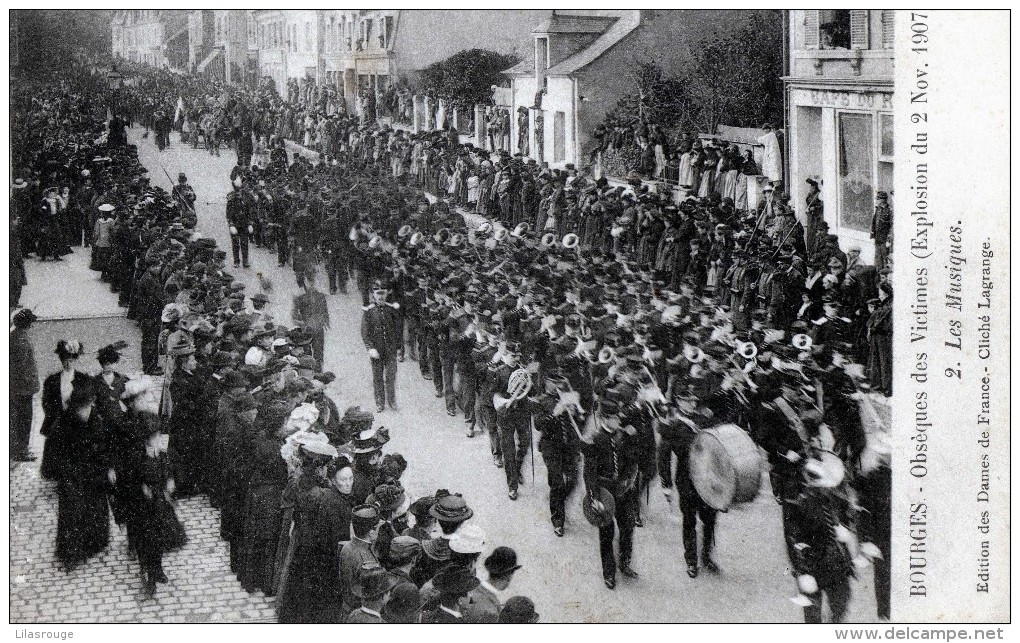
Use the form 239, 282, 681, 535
238, 481, 285, 595
55, 463, 111, 567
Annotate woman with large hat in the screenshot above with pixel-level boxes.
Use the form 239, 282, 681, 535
165, 335, 205, 497
117, 378, 188, 596
277, 440, 345, 623
40, 340, 92, 480
53, 381, 113, 572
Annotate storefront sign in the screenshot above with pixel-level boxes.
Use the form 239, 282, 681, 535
809, 90, 893, 110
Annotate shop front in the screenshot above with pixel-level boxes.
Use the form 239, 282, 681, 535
787, 82, 893, 262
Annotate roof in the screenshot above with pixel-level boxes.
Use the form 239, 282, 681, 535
504, 11, 641, 77
547, 11, 640, 76
532, 14, 616, 35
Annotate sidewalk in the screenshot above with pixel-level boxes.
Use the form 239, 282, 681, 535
19, 247, 126, 321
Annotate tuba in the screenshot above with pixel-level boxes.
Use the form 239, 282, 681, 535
540, 232, 557, 248
493, 227, 509, 243
397, 224, 413, 238
512, 222, 531, 238
562, 233, 579, 249
507, 367, 534, 401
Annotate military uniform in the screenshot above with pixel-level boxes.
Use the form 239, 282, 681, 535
361, 299, 401, 411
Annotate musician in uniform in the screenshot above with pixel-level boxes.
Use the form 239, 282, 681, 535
533, 368, 582, 536
226, 183, 252, 269
582, 395, 641, 590
657, 397, 719, 578
492, 341, 533, 501
360, 282, 401, 413
172, 173, 197, 218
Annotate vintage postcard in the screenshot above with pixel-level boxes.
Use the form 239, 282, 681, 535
4, 7, 1009, 633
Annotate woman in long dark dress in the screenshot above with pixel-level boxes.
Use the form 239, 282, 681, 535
238, 427, 289, 595
276, 443, 349, 623
93, 343, 131, 529
166, 344, 205, 496
54, 382, 113, 571
40, 340, 93, 480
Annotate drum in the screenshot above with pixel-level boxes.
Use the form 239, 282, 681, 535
689, 423, 762, 511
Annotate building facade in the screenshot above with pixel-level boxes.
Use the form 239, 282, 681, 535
255, 10, 287, 93
784, 9, 894, 261
111, 10, 187, 69
505, 10, 775, 171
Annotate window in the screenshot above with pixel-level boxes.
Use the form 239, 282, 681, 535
837, 112, 875, 233
819, 10, 851, 50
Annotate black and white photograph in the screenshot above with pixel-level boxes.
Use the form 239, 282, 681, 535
6, 8, 1009, 629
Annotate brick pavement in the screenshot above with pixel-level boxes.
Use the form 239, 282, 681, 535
10, 465, 277, 623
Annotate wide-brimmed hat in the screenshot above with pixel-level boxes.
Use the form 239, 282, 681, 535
350, 427, 386, 454
448, 524, 487, 554
432, 566, 480, 597
582, 487, 615, 528
429, 493, 473, 523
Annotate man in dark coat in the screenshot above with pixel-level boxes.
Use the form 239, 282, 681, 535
532, 372, 581, 536
226, 185, 252, 268
292, 273, 330, 366
360, 282, 401, 412
9, 308, 40, 462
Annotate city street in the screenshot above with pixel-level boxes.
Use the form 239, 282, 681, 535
10, 126, 879, 623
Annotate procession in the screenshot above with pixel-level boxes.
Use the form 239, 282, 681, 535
11, 10, 895, 625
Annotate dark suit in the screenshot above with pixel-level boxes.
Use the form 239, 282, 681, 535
658, 417, 717, 568
9, 328, 39, 459
361, 302, 401, 408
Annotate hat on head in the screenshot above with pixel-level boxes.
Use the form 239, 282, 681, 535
98, 203, 116, 212
448, 524, 487, 554
408, 495, 436, 519
97, 342, 126, 365
499, 596, 538, 624
55, 339, 84, 360
388, 536, 422, 567
11, 308, 37, 329
429, 493, 473, 523
484, 546, 522, 578
251, 292, 269, 304
351, 504, 381, 531
432, 566, 480, 597
366, 480, 408, 515
383, 583, 421, 622
353, 564, 399, 599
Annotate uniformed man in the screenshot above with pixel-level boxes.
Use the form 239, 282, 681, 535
582, 395, 641, 589
226, 184, 252, 268
533, 370, 582, 536
657, 398, 719, 578
360, 281, 401, 412
492, 341, 533, 501
339, 505, 382, 616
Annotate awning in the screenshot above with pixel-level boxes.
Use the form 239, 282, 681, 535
197, 48, 221, 74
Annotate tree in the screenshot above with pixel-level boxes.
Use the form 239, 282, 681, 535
417, 48, 521, 106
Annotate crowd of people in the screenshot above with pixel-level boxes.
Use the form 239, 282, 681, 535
10, 54, 895, 623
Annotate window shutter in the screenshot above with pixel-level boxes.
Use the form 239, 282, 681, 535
803, 11, 819, 49
850, 10, 870, 49
881, 10, 895, 48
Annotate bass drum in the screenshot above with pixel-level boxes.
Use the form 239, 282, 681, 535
689, 423, 762, 511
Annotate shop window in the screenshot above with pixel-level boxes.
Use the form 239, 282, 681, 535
837, 112, 875, 233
